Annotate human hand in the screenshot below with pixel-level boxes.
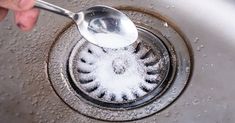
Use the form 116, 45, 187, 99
0, 0, 39, 31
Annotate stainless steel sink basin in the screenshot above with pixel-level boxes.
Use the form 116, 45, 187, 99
0, 0, 235, 122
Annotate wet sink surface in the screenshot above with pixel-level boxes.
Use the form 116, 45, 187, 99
0, 0, 235, 123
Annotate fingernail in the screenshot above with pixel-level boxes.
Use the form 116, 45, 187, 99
17, 0, 28, 9
17, 22, 26, 29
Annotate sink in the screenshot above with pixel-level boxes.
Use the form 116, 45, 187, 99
0, 0, 235, 122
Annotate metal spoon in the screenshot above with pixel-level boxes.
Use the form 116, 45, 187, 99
35, 0, 138, 48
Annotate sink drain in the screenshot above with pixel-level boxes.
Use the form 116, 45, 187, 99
69, 27, 170, 108
47, 7, 192, 121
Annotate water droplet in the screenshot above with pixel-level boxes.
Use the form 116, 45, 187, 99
10, 39, 17, 45
50, 110, 55, 114
157, 99, 162, 103
150, 3, 154, 9
33, 28, 38, 33
174, 111, 179, 115
164, 111, 171, 117
194, 37, 199, 43
15, 113, 20, 117
13, 32, 19, 37
207, 96, 212, 102
29, 111, 34, 115
9, 75, 14, 79
210, 64, 214, 67
200, 45, 204, 48
192, 98, 200, 105
163, 22, 169, 28
186, 67, 190, 72
6, 26, 12, 30
196, 46, 201, 51
203, 54, 207, 57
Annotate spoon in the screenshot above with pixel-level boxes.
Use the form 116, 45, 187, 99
35, 0, 138, 48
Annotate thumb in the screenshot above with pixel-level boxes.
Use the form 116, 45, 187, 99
0, 0, 35, 11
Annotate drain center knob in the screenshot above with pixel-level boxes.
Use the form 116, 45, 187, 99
112, 57, 128, 74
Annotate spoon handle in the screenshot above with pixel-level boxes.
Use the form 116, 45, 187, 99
35, 0, 76, 19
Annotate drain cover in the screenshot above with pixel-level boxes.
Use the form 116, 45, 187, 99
48, 8, 192, 121
69, 27, 170, 108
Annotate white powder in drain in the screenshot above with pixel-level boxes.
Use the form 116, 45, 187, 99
75, 42, 164, 102
94, 49, 147, 101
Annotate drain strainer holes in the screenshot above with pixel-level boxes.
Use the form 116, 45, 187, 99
69, 27, 170, 108
48, 8, 192, 121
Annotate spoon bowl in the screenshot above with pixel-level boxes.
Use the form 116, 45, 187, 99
35, 0, 138, 48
